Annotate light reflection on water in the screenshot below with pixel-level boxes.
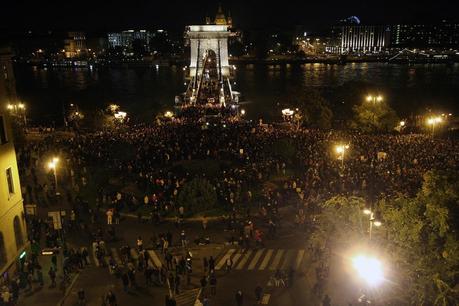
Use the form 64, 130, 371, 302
14, 62, 459, 124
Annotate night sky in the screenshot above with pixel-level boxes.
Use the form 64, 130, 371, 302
1, 0, 457, 32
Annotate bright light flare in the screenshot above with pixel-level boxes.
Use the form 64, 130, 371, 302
47, 157, 59, 170
240, 109, 246, 116
114, 111, 127, 120
109, 104, 120, 112
427, 116, 442, 125
282, 108, 294, 116
335, 144, 349, 154
366, 95, 383, 102
164, 111, 174, 118
352, 255, 384, 287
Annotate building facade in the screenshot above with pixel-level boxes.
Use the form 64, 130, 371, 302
391, 21, 459, 48
64, 32, 87, 58
107, 30, 151, 51
333, 25, 390, 54
0, 47, 27, 277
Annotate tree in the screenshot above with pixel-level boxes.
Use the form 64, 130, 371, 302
310, 196, 367, 250
310, 171, 459, 305
177, 178, 218, 214
351, 98, 398, 133
286, 88, 333, 129
381, 170, 459, 305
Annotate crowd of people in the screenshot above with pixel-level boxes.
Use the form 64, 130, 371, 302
9, 118, 459, 305
17, 120, 459, 217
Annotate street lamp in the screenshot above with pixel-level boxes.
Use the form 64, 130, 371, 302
363, 209, 382, 240
426, 116, 442, 138
47, 157, 60, 196
281, 108, 294, 122
114, 111, 127, 122
366, 95, 383, 104
6, 102, 27, 129
335, 144, 350, 169
352, 254, 384, 287
240, 109, 246, 116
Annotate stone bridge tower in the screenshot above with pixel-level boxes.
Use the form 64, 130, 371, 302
187, 25, 231, 79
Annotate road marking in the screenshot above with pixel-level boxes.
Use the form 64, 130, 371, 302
231, 253, 243, 268
175, 288, 201, 305
130, 248, 139, 260
215, 249, 235, 270
261, 293, 271, 305
295, 250, 305, 269
269, 250, 284, 270
235, 250, 253, 270
248, 249, 265, 270
259, 249, 273, 270
281, 250, 295, 269
147, 250, 162, 268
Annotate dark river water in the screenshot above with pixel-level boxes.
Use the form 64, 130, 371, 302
14, 62, 459, 124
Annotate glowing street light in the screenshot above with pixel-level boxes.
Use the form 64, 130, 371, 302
335, 144, 350, 169
426, 116, 443, 138
399, 120, 405, 127
47, 157, 60, 195
114, 111, 127, 122
164, 111, 174, 118
366, 95, 383, 104
363, 208, 382, 240
352, 255, 384, 287
281, 108, 294, 117
240, 109, 246, 116
108, 104, 120, 113
6, 102, 27, 129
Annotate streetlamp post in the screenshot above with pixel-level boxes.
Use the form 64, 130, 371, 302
366, 95, 383, 127
335, 144, 349, 171
48, 157, 60, 196
363, 208, 381, 241
7, 103, 27, 130
426, 116, 442, 138
366, 95, 383, 105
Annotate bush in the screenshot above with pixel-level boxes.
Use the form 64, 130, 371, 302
177, 178, 218, 214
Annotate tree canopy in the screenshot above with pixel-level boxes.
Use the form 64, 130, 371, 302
311, 170, 459, 305
286, 88, 333, 129
351, 98, 399, 133
176, 177, 218, 214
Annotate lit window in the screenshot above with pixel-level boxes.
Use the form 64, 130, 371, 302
6, 167, 14, 195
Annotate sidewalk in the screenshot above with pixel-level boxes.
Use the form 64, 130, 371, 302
16, 253, 80, 306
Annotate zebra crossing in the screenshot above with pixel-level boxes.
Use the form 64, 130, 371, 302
215, 248, 307, 272
90, 244, 164, 270
174, 288, 201, 306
